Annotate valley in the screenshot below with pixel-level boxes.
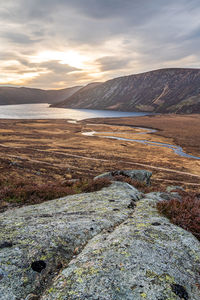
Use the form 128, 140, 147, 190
2, 2, 200, 298
0, 114, 199, 211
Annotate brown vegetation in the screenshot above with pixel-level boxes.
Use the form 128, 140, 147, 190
89, 114, 200, 157
0, 116, 199, 211
157, 191, 200, 241
0, 177, 111, 212
112, 175, 155, 193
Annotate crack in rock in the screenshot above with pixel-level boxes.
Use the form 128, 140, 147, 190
1, 179, 200, 300
40, 196, 200, 300
0, 182, 140, 300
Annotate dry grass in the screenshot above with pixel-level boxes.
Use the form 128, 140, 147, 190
0, 116, 199, 212
88, 114, 200, 157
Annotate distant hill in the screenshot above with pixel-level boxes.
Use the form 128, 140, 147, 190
0, 86, 82, 105
51, 82, 102, 108
52, 68, 200, 113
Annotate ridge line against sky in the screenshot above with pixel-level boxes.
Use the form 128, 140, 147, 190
0, 0, 200, 89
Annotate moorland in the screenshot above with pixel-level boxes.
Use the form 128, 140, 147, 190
0, 114, 199, 212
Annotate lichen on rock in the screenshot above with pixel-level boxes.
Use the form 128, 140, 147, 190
41, 194, 200, 300
0, 178, 200, 300
0, 182, 140, 300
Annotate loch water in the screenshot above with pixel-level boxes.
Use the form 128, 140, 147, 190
0, 103, 149, 120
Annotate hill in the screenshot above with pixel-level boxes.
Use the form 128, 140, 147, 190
0, 85, 82, 105
53, 68, 200, 113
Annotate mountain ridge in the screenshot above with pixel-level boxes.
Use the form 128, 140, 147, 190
53, 68, 200, 113
0, 85, 82, 105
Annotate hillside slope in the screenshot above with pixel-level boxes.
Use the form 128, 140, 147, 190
0, 86, 82, 105
53, 68, 200, 113
51, 82, 102, 107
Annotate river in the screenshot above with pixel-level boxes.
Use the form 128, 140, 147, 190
82, 127, 200, 160
0, 103, 199, 160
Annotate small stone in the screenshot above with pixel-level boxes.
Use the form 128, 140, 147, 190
166, 185, 185, 193
171, 284, 189, 300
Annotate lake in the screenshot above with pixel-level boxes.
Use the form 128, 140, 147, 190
0, 103, 149, 120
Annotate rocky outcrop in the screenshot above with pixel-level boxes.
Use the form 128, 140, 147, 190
53, 68, 200, 114
94, 169, 152, 185
0, 182, 142, 300
0, 179, 200, 299
41, 192, 200, 300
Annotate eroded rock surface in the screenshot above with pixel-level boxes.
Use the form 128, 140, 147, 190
41, 195, 200, 300
0, 181, 200, 300
0, 182, 141, 300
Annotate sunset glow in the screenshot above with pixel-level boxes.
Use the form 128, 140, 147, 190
0, 1, 200, 88
30, 50, 89, 69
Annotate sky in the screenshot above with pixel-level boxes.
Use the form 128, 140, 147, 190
0, 0, 200, 89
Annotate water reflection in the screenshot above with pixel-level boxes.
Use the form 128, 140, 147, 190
0, 103, 149, 120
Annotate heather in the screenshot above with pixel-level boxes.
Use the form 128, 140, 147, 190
0, 177, 111, 211
157, 191, 200, 241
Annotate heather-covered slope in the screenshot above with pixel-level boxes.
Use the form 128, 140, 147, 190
0, 86, 82, 105
53, 68, 200, 113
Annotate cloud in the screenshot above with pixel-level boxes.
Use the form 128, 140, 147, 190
0, 0, 200, 88
24, 61, 80, 88
0, 55, 79, 87
96, 56, 133, 72
0, 32, 41, 44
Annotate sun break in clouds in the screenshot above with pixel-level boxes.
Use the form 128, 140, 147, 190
0, 0, 200, 89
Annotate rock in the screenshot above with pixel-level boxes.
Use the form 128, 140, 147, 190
0, 182, 140, 300
41, 195, 200, 300
166, 185, 185, 193
145, 191, 182, 201
1, 181, 200, 300
94, 169, 152, 185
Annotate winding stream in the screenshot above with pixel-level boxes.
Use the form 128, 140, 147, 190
82, 127, 200, 160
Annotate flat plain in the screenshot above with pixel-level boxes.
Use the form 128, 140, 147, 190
0, 114, 199, 211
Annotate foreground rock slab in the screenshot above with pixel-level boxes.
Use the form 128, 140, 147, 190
41, 194, 200, 300
0, 182, 141, 300
1, 181, 200, 300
